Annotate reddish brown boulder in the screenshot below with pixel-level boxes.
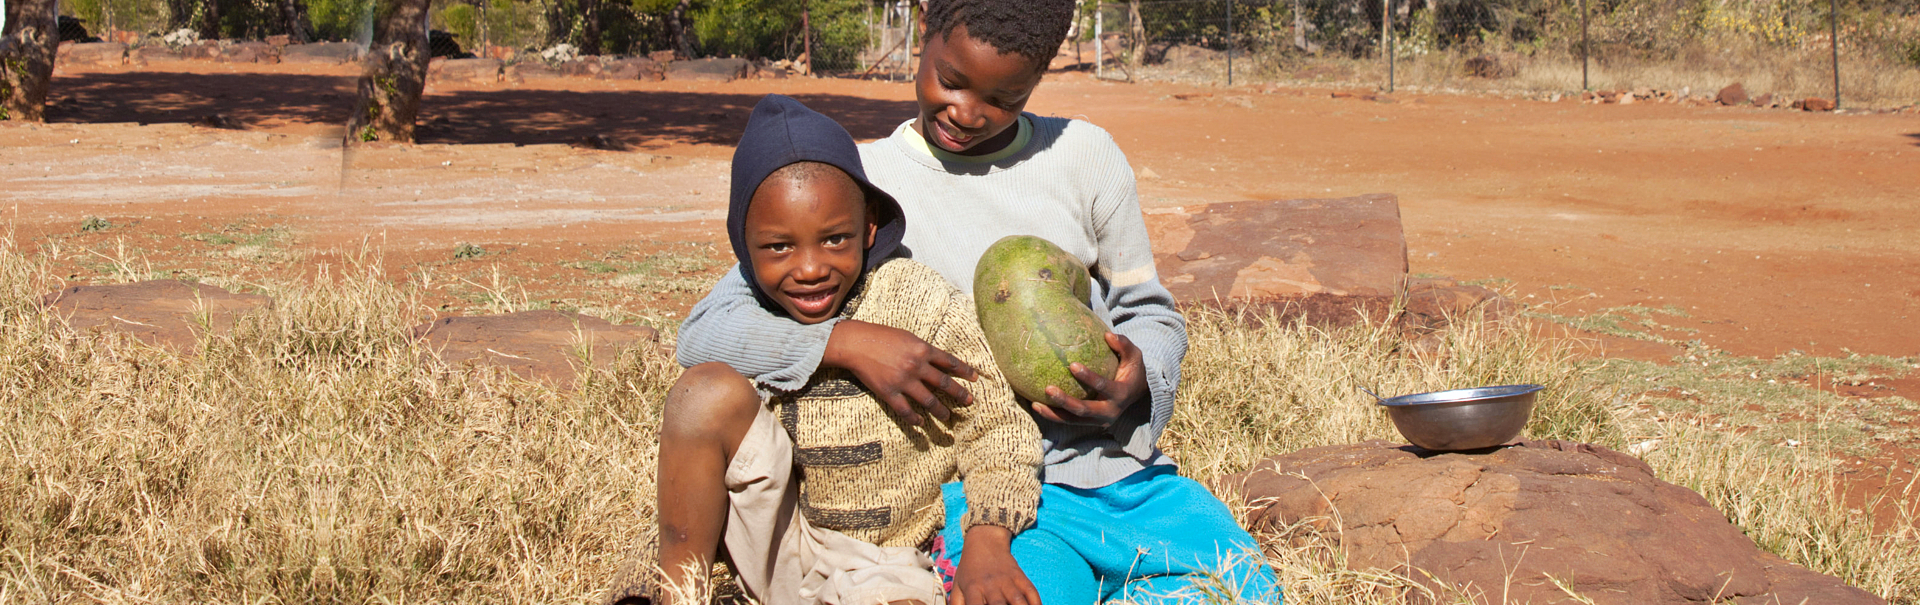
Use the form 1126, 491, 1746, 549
220, 41, 277, 64
412, 310, 658, 385
1800, 97, 1835, 112
434, 57, 501, 83
58, 42, 126, 66
280, 41, 360, 64
183, 41, 222, 61
1221, 441, 1884, 605
666, 57, 749, 82
557, 58, 602, 77
129, 45, 183, 64
1717, 82, 1749, 106
505, 61, 561, 82
41, 280, 272, 351
599, 57, 664, 81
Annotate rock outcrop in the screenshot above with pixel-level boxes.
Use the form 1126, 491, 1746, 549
1221, 440, 1884, 605
40, 280, 272, 350
411, 310, 658, 385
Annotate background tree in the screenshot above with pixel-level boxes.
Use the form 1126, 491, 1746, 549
1, 0, 58, 121
344, 0, 431, 143
278, 0, 315, 42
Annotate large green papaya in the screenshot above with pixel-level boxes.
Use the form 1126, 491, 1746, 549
974, 235, 1119, 403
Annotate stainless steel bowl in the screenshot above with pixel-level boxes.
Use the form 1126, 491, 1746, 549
1375, 384, 1542, 451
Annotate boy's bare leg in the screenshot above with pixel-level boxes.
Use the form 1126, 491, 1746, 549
656, 362, 763, 603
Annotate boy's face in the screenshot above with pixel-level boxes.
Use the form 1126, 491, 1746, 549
913, 23, 1045, 156
744, 169, 877, 324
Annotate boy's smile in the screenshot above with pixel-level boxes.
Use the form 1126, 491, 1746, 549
913, 23, 1045, 156
745, 166, 877, 324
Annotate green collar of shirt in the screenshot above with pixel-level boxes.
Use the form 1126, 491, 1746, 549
900, 115, 1033, 164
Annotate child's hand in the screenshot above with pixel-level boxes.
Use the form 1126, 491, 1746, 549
823, 319, 978, 426
1035, 332, 1148, 428
952, 526, 1038, 605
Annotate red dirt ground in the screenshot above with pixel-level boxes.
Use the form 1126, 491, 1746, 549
10, 59, 1915, 361
7, 55, 1918, 527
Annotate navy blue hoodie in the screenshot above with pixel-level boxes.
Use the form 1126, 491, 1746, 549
727, 94, 907, 313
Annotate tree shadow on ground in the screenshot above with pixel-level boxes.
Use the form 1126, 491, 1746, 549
45, 70, 917, 149
413, 88, 916, 148
46, 71, 357, 128
1904, 133, 1920, 147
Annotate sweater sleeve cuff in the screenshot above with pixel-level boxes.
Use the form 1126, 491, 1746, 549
962, 505, 1037, 535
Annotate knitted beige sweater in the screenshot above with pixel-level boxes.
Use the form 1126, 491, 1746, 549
773, 258, 1042, 549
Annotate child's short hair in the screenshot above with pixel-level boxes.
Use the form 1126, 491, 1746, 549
923, 0, 1076, 65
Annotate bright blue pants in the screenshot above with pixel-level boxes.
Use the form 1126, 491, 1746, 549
938, 466, 1281, 604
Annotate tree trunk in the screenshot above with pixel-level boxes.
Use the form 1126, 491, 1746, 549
166, 0, 195, 32
279, 0, 313, 43
578, 0, 601, 55
1, 0, 58, 122
343, 0, 432, 144
1292, 0, 1307, 51
668, 0, 692, 58
1126, 0, 1142, 70
199, 0, 222, 40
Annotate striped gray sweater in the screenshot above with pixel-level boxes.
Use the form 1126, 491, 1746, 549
678, 115, 1186, 489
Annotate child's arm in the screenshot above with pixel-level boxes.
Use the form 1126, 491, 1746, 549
939, 293, 1045, 605
678, 266, 979, 423
676, 267, 839, 391
1032, 125, 1188, 461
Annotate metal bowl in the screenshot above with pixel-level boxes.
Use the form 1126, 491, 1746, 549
1376, 384, 1542, 451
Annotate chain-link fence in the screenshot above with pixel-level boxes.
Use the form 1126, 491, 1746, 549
1086, 0, 1920, 110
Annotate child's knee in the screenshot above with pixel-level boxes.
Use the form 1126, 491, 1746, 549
661, 363, 760, 439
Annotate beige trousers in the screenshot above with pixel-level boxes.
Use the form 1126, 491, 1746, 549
722, 404, 947, 605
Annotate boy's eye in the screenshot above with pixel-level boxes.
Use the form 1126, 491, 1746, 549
825, 234, 852, 246
765, 243, 792, 253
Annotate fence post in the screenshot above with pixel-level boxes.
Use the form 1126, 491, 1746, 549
1829, 0, 1840, 108
1096, 3, 1103, 80
1580, 0, 1589, 90
1226, 0, 1233, 86
1383, 0, 1393, 92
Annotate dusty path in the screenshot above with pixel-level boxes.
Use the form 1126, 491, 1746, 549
4, 61, 1917, 361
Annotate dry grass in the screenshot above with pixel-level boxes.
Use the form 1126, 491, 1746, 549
3, 239, 1918, 603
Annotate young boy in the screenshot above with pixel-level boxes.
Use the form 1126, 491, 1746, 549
672, 0, 1282, 603
609, 94, 1046, 605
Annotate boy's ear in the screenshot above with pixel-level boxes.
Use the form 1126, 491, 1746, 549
864, 214, 879, 250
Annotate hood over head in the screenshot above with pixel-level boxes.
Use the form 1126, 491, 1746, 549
727, 94, 906, 312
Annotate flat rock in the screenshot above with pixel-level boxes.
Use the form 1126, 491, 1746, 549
183, 41, 222, 61
59, 42, 125, 66
1221, 440, 1884, 605
557, 59, 602, 77
599, 57, 664, 81
412, 310, 658, 385
1149, 194, 1408, 302
40, 280, 272, 351
281, 41, 360, 64
220, 41, 277, 64
434, 57, 501, 83
505, 61, 562, 82
129, 46, 183, 63
666, 57, 749, 82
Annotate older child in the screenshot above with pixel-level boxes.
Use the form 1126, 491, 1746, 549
610, 94, 1045, 605
673, 0, 1281, 602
